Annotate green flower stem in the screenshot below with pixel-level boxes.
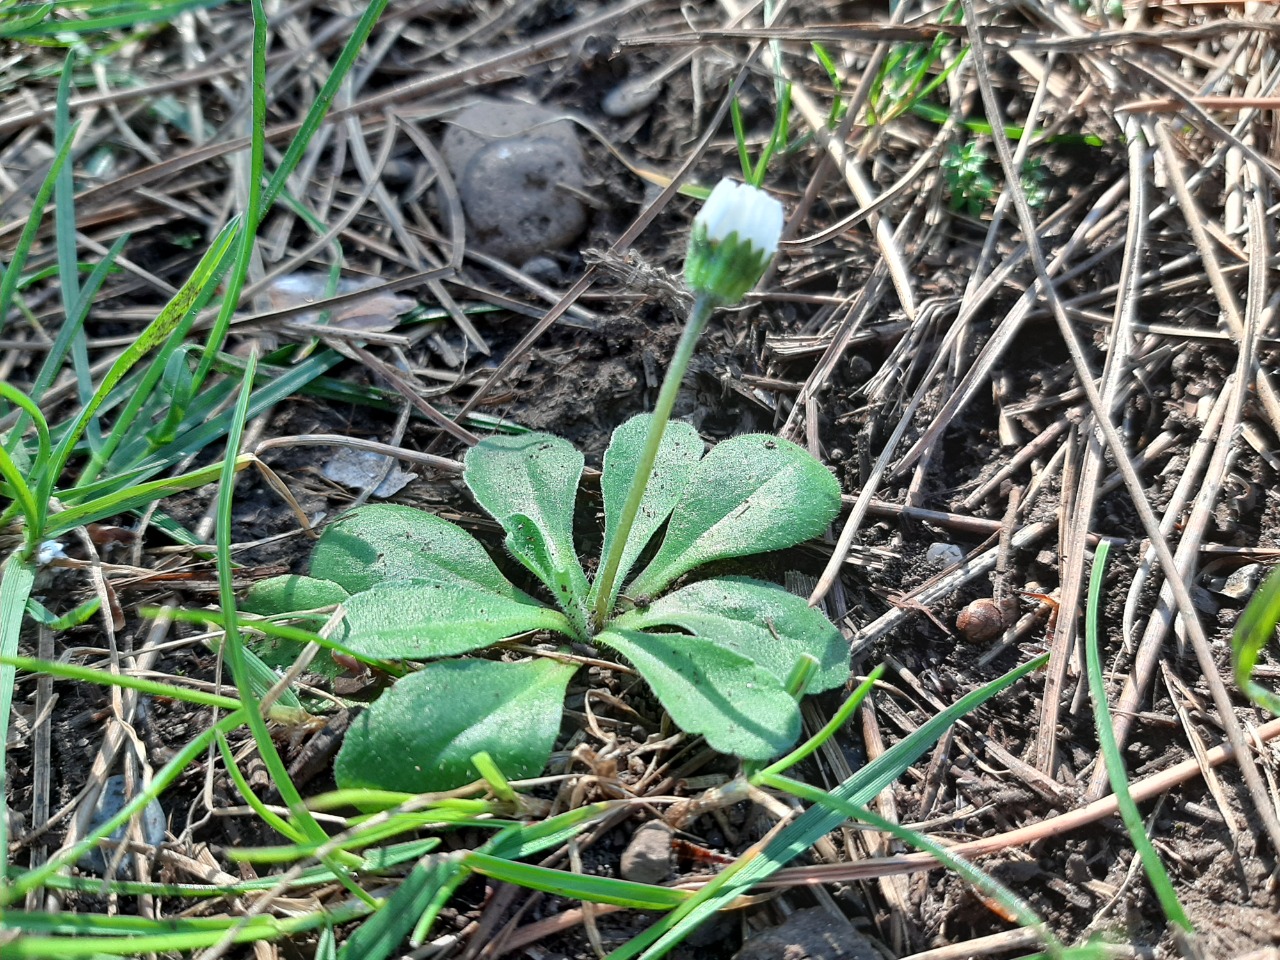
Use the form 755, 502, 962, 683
592, 293, 718, 630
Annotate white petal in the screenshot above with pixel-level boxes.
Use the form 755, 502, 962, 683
693, 178, 782, 255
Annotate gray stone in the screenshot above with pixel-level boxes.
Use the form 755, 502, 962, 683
620, 820, 672, 884
442, 98, 588, 263
733, 908, 881, 960
442, 98, 581, 176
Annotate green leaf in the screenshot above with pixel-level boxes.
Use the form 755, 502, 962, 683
613, 577, 848, 695
339, 577, 571, 661
596, 627, 800, 760
310, 504, 513, 595
629, 435, 841, 598
591, 414, 703, 613
243, 575, 349, 617
241, 575, 351, 679
464, 434, 590, 637
1233, 565, 1280, 716
334, 658, 578, 793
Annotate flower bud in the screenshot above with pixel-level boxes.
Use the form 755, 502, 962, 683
683, 178, 783, 305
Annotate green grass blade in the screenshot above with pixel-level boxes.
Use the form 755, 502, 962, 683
210, 351, 368, 900
761, 771, 1056, 948
337, 856, 465, 960
0, 119, 77, 344
0, 382, 50, 472
757, 665, 883, 778
53, 50, 81, 328
0, 446, 41, 536
36, 216, 241, 519
0, 557, 37, 891
190, 0, 268, 389
463, 851, 688, 910
2, 709, 247, 904
0, 651, 311, 726
1232, 565, 1280, 716
259, 0, 392, 216
41, 454, 254, 537
3, 0, 229, 38
1085, 540, 1193, 931
216, 731, 308, 843
606, 653, 1048, 959
14, 235, 126, 437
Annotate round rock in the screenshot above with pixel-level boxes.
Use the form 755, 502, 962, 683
459, 137, 587, 263
442, 97, 582, 176
620, 820, 673, 884
443, 99, 587, 263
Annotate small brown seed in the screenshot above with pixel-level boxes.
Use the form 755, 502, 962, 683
956, 596, 1020, 643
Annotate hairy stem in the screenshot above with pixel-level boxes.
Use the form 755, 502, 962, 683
591, 293, 717, 629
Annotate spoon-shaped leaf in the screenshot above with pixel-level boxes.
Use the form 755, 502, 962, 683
338, 576, 572, 660
310, 503, 515, 596
597, 627, 800, 759
465, 433, 590, 638
612, 577, 848, 695
334, 657, 578, 793
628, 434, 840, 598
590, 414, 703, 613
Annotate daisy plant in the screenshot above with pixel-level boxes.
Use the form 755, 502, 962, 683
249, 179, 848, 795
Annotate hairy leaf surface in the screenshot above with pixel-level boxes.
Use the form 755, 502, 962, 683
310, 503, 515, 596
335, 658, 578, 793
591, 414, 702, 613
614, 577, 848, 694
339, 577, 570, 660
464, 434, 590, 637
629, 435, 840, 598
597, 627, 800, 759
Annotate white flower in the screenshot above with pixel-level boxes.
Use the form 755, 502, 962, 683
36, 540, 66, 566
684, 178, 784, 305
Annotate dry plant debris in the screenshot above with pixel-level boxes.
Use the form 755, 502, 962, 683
2, 0, 1280, 958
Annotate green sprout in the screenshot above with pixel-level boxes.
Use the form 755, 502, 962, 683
942, 141, 1050, 217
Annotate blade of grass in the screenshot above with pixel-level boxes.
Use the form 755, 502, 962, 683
35, 216, 241, 521
2, 708, 247, 903
53, 50, 81, 344
606, 653, 1048, 959
463, 852, 688, 910
1085, 540, 1193, 932
189, 0, 268, 390
211, 350, 370, 891
1232, 565, 1280, 716
0, 557, 37, 891
760, 771, 1057, 949
0, 651, 301, 718
9, 235, 127, 446
336, 856, 461, 960
0, 118, 77, 344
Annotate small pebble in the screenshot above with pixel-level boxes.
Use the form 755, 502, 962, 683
733, 907, 880, 960
620, 820, 672, 884
520, 255, 563, 285
602, 76, 661, 117
460, 138, 586, 262
1209, 563, 1264, 600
